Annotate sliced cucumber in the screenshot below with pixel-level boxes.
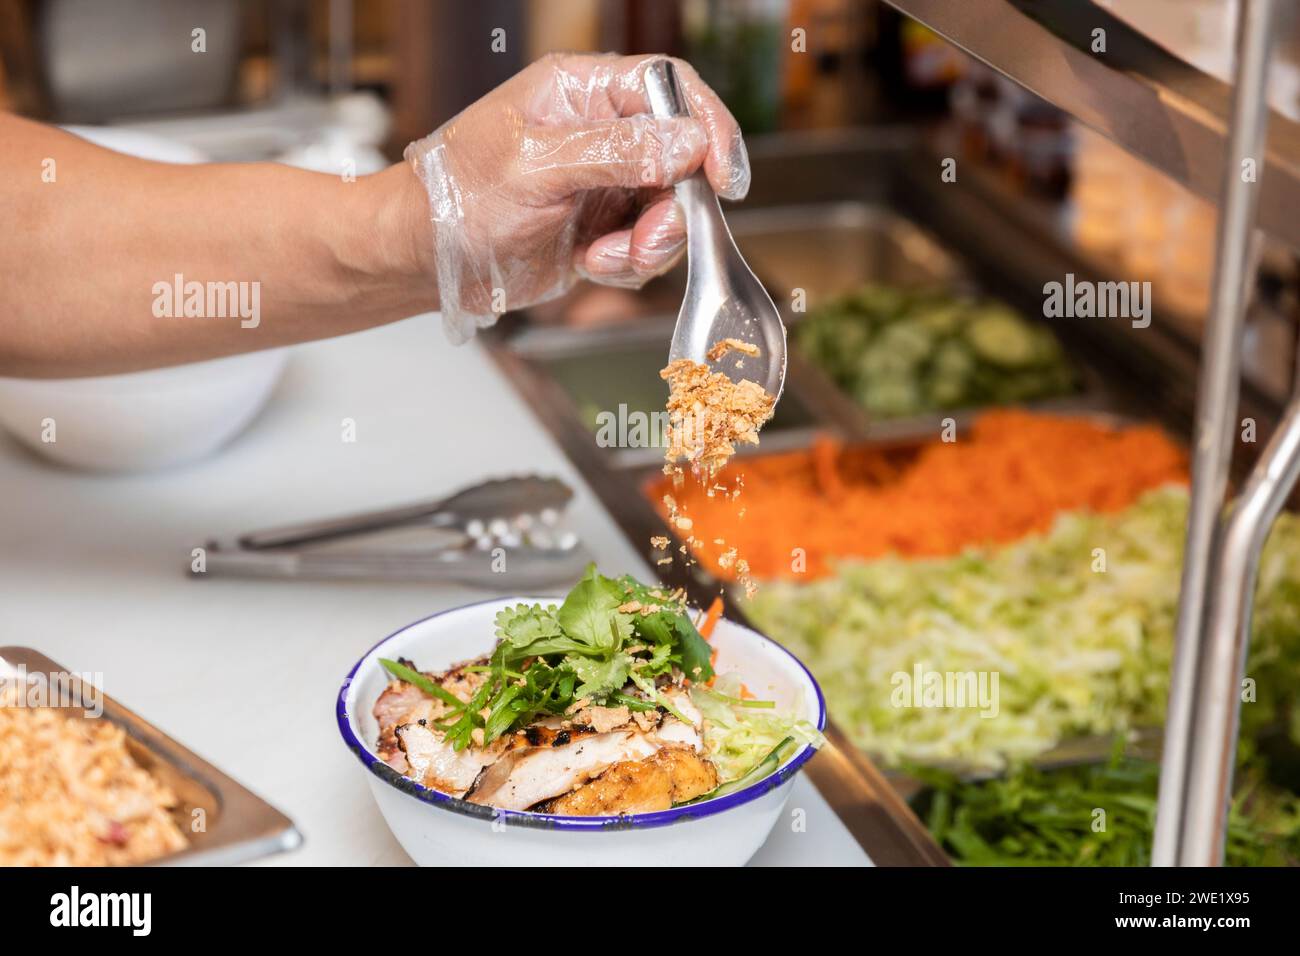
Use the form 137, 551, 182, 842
913, 302, 966, 337
965, 308, 1041, 368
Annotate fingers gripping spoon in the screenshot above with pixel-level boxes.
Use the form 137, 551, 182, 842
643, 60, 787, 402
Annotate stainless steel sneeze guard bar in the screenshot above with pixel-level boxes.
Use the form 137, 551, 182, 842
880, 0, 1300, 251
1151, 0, 1279, 868
1184, 384, 1300, 863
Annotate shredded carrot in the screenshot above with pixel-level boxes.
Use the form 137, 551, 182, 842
646, 410, 1187, 581
811, 435, 844, 499
706, 640, 721, 688
699, 597, 725, 640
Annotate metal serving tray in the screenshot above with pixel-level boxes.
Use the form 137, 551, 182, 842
727, 201, 1116, 444
885, 729, 1166, 805
0, 647, 301, 866
727, 201, 970, 300
505, 316, 837, 470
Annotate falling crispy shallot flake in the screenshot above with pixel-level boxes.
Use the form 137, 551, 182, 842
650, 341, 773, 597
660, 357, 774, 480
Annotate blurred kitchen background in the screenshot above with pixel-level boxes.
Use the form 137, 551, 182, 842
2, 0, 1299, 404
2, 0, 1300, 467
9, 0, 1300, 868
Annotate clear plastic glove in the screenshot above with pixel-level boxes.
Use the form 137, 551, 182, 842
404, 53, 750, 343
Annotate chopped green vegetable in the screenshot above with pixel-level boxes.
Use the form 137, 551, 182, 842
795, 283, 1077, 418
964, 306, 1041, 367
569, 652, 634, 700
615, 574, 715, 683
915, 746, 1300, 867
689, 674, 825, 783
557, 566, 633, 653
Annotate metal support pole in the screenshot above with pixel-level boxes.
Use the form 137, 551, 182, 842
1185, 398, 1300, 863
1153, 0, 1279, 867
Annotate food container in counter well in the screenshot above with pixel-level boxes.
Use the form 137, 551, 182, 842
0, 647, 301, 866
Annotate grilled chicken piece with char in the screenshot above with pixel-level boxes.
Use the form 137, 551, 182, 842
465, 716, 708, 811
375, 684, 431, 773
396, 723, 506, 796
542, 746, 718, 815
376, 656, 719, 813
466, 728, 661, 810
373, 657, 488, 773
395, 714, 610, 798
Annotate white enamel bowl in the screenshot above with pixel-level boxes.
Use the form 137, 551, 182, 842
338, 596, 825, 867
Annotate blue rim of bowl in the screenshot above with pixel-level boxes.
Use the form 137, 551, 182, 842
336, 596, 827, 832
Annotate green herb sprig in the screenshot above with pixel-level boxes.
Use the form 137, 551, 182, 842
380, 565, 715, 751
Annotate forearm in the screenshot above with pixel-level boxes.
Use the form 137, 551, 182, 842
0, 114, 436, 377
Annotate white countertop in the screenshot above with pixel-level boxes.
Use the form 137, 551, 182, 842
0, 316, 870, 867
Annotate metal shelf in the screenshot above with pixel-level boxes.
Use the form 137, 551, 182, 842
883, 0, 1300, 251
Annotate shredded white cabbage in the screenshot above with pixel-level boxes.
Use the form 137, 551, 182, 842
747, 487, 1201, 770
691, 674, 825, 783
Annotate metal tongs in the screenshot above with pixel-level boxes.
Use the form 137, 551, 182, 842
193, 475, 591, 589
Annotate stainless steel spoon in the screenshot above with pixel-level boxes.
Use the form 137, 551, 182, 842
643, 59, 786, 402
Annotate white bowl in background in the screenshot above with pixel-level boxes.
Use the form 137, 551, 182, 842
61, 123, 210, 165
0, 348, 288, 472
0, 124, 289, 473
338, 596, 826, 867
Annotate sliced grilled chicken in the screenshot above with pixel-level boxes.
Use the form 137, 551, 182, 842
514, 722, 600, 750
543, 747, 719, 815
466, 729, 660, 811
396, 723, 506, 796
653, 717, 702, 750
375, 683, 428, 737
377, 657, 719, 811
373, 656, 489, 769
375, 686, 432, 772
571, 705, 632, 733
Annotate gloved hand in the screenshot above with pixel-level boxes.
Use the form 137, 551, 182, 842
404, 53, 750, 343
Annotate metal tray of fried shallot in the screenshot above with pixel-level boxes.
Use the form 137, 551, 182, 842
0, 647, 301, 866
